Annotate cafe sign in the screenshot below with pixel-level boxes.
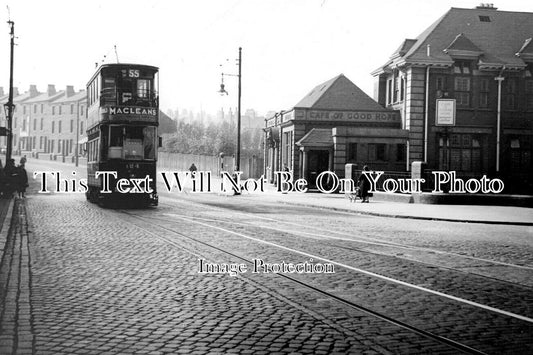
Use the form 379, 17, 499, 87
306, 110, 400, 123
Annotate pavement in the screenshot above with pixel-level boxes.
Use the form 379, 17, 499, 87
257, 187, 533, 226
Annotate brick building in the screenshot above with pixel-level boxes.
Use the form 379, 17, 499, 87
0, 85, 87, 160
264, 74, 407, 187
372, 5, 533, 192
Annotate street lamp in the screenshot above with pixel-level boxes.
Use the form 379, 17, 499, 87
3, 102, 14, 160
5, 20, 15, 161
218, 47, 242, 173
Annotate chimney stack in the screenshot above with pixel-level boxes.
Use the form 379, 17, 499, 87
66, 85, 75, 97
476, 3, 498, 10
47, 84, 56, 96
29, 84, 39, 97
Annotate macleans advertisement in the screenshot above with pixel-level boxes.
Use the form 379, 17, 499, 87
1, 1, 533, 354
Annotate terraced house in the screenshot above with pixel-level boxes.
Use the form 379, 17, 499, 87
0, 85, 87, 161
372, 4, 533, 193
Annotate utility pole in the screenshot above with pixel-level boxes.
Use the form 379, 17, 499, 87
236, 47, 242, 172
5, 19, 15, 161
75, 101, 79, 167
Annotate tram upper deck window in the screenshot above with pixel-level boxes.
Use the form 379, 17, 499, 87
101, 78, 116, 104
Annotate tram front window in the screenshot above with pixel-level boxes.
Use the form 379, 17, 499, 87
107, 125, 156, 160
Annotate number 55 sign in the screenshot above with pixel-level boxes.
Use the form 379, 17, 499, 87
436, 99, 456, 126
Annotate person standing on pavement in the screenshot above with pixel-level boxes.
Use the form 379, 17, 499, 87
16, 159, 29, 198
0, 158, 4, 198
3, 159, 18, 199
358, 165, 372, 203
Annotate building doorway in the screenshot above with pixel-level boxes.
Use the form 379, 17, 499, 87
308, 150, 330, 188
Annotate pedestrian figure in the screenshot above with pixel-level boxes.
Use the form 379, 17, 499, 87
0, 158, 5, 198
16, 162, 29, 198
3, 159, 18, 199
358, 165, 372, 203
189, 163, 197, 173
20, 156, 27, 168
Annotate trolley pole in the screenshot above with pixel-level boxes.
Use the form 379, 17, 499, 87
5, 20, 15, 161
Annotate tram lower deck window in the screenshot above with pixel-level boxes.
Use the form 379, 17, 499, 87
106, 125, 156, 160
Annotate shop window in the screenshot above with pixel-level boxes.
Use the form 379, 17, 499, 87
396, 144, 406, 162
282, 131, 292, 168
368, 143, 387, 161
347, 143, 357, 162
448, 133, 483, 172
510, 137, 532, 171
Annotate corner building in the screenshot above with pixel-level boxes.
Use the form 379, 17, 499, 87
264, 74, 407, 187
372, 5, 533, 193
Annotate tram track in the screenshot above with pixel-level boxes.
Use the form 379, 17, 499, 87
128, 210, 533, 322
114, 208, 487, 355
112, 205, 533, 354
159, 199, 533, 271
146, 212, 533, 294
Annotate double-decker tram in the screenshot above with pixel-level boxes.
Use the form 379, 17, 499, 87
85, 63, 160, 207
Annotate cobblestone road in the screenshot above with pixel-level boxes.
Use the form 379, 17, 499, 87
1, 160, 532, 354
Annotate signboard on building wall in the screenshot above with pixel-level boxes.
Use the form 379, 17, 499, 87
436, 99, 456, 126
305, 110, 400, 123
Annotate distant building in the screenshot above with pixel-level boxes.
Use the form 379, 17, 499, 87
0, 85, 87, 159
372, 4, 533, 192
